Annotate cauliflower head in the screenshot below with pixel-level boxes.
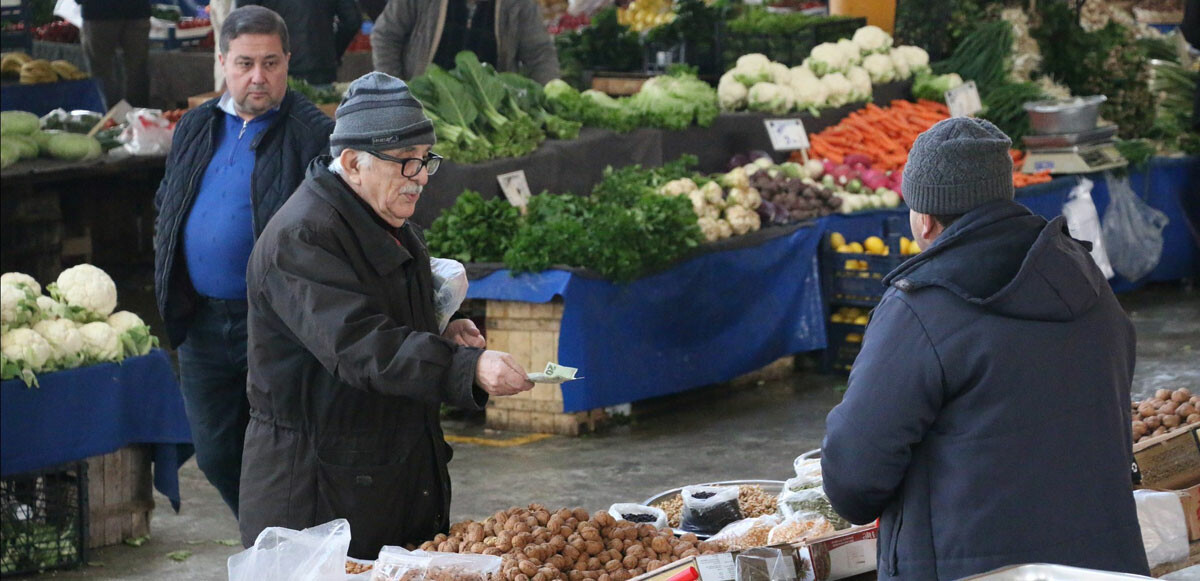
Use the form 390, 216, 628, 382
2, 327, 54, 386
78, 321, 123, 363
49, 264, 117, 321
700, 181, 725, 207
767, 62, 791, 85
715, 219, 734, 240
2, 283, 38, 331
846, 67, 873, 102
108, 310, 158, 357
659, 178, 699, 197
821, 73, 854, 107
732, 54, 773, 87
726, 187, 763, 211
852, 25, 893, 55
719, 166, 750, 190
747, 82, 792, 115
807, 43, 850, 76
718, 73, 749, 111
895, 45, 930, 76
862, 53, 896, 83
33, 318, 84, 369
697, 216, 721, 243
724, 205, 762, 236
1, 272, 41, 295
890, 50, 912, 80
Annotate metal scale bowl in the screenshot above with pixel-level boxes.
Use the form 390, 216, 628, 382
1020, 96, 1128, 175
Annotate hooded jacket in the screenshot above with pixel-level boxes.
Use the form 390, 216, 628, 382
821, 200, 1149, 580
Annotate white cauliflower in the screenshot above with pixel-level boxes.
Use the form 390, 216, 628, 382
767, 61, 791, 85
726, 187, 763, 210
659, 178, 699, 197
821, 73, 854, 107
697, 216, 721, 243
846, 67, 873, 102
715, 219, 734, 240
700, 181, 725, 207
687, 190, 708, 217
747, 82, 792, 115
890, 50, 911, 81
2, 283, 36, 331
719, 166, 750, 190
1, 272, 41, 295
725, 205, 762, 236
862, 53, 896, 83
35, 296, 65, 320
732, 53, 773, 86
807, 43, 850, 76
852, 25, 893, 55
78, 321, 123, 363
33, 318, 84, 369
48, 264, 117, 322
2, 327, 54, 386
787, 66, 818, 88
703, 205, 722, 220
108, 310, 158, 357
895, 45, 930, 76
838, 39, 864, 67
718, 73, 749, 111
790, 75, 829, 112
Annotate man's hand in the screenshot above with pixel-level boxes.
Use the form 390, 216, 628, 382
475, 351, 534, 397
443, 319, 486, 348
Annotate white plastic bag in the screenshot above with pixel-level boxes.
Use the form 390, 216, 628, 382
1062, 177, 1114, 280
680, 485, 744, 535
735, 547, 799, 581
371, 548, 501, 581
608, 503, 668, 529
708, 515, 781, 551
1133, 489, 1188, 569
430, 258, 468, 333
777, 487, 850, 530
793, 455, 822, 481
1101, 174, 1169, 282
767, 511, 834, 545
228, 518, 352, 581
120, 109, 173, 156
53, 0, 82, 28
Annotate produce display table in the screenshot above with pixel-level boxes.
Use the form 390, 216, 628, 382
0, 153, 166, 186
0, 349, 193, 511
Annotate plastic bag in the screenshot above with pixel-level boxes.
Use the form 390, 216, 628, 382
608, 503, 668, 529
782, 475, 822, 495
793, 455, 822, 481
680, 485, 744, 535
567, 0, 612, 16
120, 109, 174, 156
430, 258, 468, 333
52, 0, 82, 28
1133, 489, 1188, 569
228, 518, 352, 581
735, 547, 799, 581
1101, 174, 1169, 282
776, 487, 849, 530
1062, 177, 1114, 280
708, 515, 781, 551
767, 511, 834, 545
371, 548, 501, 581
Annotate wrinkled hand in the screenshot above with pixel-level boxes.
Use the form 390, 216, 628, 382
475, 351, 534, 397
443, 318, 486, 348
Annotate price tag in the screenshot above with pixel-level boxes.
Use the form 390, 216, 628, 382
764, 118, 810, 151
497, 170, 532, 208
695, 554, 736, 581
945, 81, 983, 118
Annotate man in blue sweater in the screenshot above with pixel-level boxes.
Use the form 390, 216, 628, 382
154, 5, 333, 515
821, 118, 1149, 580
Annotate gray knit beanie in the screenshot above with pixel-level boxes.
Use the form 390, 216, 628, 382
902, 117, 1014, 215
329, 72, 435, 156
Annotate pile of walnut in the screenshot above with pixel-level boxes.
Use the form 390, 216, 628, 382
417, 504, 723, 581
1133, 388, 1199, 444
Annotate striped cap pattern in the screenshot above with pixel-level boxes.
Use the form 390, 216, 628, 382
330, 72, 435, 156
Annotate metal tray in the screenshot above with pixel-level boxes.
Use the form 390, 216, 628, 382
642, 480, 786, 538
959, 564, 1154, 580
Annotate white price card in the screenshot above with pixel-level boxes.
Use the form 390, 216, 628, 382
764, 118, 810, 151
695, 554, 736, 581
497, 170, 532, 208
945, 81, 983, 118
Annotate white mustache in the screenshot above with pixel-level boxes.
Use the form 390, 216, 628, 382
399, 185, 423, 195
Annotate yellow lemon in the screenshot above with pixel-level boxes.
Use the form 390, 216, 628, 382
853, 315, 869, 325
837, 246, 853, 254
831, 313, 845, 323
847, 242, 864, 253
830, 232, 846, 249
864, 236, 885, 254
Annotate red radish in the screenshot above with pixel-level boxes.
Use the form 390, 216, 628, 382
844, 153, 872, 168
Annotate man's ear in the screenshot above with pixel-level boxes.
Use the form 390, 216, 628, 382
921, 214, 941, 241
341, 150, 362, 185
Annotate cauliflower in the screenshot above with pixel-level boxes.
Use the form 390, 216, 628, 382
35, 296, 65, 320
659, 178, 698, 197
108, 310, 158, 357
48, 264, 117, 322
719, 166, 750, 190
862, 53, 896, 83
846, 67, 873, 102
890, 50, 911, 81
807, 43, 850, 76
78, 321, 123, 363
787, 66, 818, 88
703, 205, 722, 220
838, 39, 864, 66
1, 272, 40, 295
718, 73, 749, 111
687, 190, 708, 216
725, 205, 762, 236
2, 327, 54, 386
726, 187, 763, 211
852, 25, 893, 55
715, 219, 734, 239
697, 217, 721, 243
732, 54, 773, 86
789, 75, 829, 112
3, 283, 37, 331
767, 62, 791, 85
700, 181, 725, 207
895, 45, 930, 76
821, 73, 854, 107
747, 82, 792, 115
32, 318, 84, 369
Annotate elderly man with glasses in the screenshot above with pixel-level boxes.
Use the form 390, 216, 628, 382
238, 72, 534, 558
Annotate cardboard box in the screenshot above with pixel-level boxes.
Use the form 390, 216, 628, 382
796, 524, 878, 581
629, 557, 699, 581
1134, 424, 1200, 490
1175, 484, 1200, 542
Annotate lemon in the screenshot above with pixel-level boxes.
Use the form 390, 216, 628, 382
830, 232, 846, 249
831, 314, 845, 323
837, 246, 853, 254
847, 242, 864, 253
864, 236, 885, 254
854, 315, 869, 325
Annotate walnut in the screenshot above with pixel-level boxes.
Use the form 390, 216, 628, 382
598, 573, 612, 581
612, 571, 630, 581
569, 571, 585, 581
520, 561, 539, 576
647, 561, 663, 571
650, 537, 671, 554
622, 555, 638, 569
585, 541, 604, 556
559, 526, 575, 538
607, 539, 623, 552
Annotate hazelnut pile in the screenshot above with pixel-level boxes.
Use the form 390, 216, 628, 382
1133, 388, 1200, 444
417, 504, 723, 581
348, 560, 375, 574
655, 485, 777, 528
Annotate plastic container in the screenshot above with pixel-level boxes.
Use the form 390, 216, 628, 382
0, 462, 88, 575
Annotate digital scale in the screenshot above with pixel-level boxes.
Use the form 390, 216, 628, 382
1020, 125, 1127, 174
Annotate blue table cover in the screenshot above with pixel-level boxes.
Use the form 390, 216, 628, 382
1, 349, 194, 511
0, 78, 107, 117
468, 225, 828, 412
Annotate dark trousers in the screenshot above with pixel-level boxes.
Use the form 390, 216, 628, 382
81, 18, 151, 108
177, 298, 250, 516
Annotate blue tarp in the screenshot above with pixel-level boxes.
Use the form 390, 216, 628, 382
0, 79, 107, 117
1, 349, 194, 510
468, 225, 828, 412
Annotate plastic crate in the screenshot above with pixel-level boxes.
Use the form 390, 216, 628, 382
823, 321, 867, 372
813, 16, 866, 44
1, 462, 88, 576
823, 246, 903, 304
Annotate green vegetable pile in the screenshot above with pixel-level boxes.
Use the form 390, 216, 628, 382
2, 110, 103, 169
1146, 60, 1198, 155
543, 67, 718, 133
286, 77, 343, 105
554, 6, 643, 88
426, 156, 704, 282
1, 511, 79, 574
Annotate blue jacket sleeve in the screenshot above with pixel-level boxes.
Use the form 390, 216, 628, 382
821, 292, 945, 525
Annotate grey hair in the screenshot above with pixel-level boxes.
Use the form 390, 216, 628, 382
328, 150, 374, 176
220, 6, 290, 55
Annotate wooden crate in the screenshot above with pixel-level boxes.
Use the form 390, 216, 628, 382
1134, 423, 1200, 490
85, 446, 154, 549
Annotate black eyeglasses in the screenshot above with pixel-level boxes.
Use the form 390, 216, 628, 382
366, 151, 442, 177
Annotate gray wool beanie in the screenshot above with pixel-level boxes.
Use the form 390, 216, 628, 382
329, 72, 435, 156
902, 117, 1014, 215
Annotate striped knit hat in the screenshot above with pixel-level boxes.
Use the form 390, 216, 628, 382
329, 72, 435, 156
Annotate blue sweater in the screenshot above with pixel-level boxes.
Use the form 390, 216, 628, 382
182, 101, 277, 300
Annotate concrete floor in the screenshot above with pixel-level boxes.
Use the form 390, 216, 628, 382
31, 283, 1200, 580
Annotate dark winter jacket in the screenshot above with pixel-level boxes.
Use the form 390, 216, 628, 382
821, 200, 1149, 580
153, 91, 333, 348
239, 0, 363, 85
79, 0, 151, 20
238, 159, 486, 559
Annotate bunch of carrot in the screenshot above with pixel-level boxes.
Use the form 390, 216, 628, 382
1009, 150, 1053, 188
800, 100, 950, 172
